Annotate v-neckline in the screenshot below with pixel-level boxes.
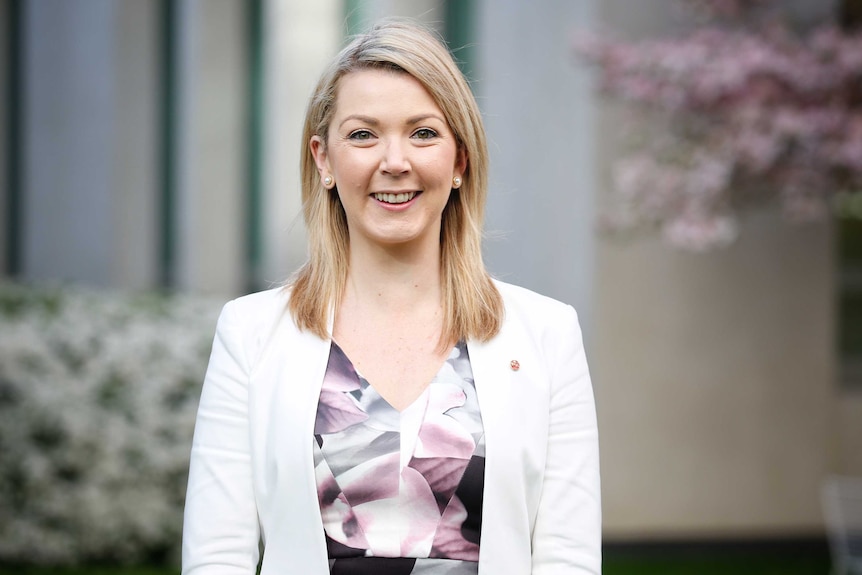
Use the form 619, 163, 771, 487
330, 339, 458, 414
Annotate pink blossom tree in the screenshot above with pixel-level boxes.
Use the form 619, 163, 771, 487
576, 0, 862, 250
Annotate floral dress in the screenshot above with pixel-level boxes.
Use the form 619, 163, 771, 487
313, 340, 485, 574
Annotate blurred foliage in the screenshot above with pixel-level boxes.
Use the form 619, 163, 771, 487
0, 282, 221, 567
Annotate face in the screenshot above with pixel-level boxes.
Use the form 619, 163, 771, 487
310, 68, 466, 254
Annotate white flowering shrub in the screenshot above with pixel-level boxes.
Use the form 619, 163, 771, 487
0, 282, 222, 566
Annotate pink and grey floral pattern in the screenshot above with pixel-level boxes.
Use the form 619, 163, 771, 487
313, 341, 484, 574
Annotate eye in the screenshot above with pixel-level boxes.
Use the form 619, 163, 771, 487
348, 129, 374, 141
412, 128, 438, 140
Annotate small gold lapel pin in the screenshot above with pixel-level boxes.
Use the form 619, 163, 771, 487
510, 359, 520, 371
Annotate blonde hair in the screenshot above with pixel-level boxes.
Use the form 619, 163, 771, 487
288, 18, 503, 344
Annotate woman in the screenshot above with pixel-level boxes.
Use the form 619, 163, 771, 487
182, 19, 600, 575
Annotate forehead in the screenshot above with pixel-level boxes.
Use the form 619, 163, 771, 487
331, 68, 444, 118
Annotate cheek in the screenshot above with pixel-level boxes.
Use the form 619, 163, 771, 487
332, 152, 374, 182
421, 156, 456, 182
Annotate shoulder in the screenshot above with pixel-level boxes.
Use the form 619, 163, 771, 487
224, 286, 292, 316
214, 286, 298, 369
490, 279, 584, 359
493, 279, 579, 326
218, 287, 293, 332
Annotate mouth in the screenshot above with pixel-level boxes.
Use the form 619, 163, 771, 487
372, 191, 419, 204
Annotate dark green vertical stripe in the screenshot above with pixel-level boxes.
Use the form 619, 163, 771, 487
5, 0, 22, 276
159, 0, 176, 288
445, 0, 477, 82
246, 0, 264, 291
839, 0, 862, 386
344, 0, 365, 37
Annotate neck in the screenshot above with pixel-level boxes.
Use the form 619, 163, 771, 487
344, 240, 443, 313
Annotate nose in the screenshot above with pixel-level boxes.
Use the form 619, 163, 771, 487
380, 139, 410, 175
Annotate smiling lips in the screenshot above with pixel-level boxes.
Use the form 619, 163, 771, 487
373, 191, 418, 204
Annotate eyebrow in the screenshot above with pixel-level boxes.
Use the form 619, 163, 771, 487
338, 113, 446, 129
339, 114, 378, 129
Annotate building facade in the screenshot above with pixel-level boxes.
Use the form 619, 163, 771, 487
2, 0, 859, 543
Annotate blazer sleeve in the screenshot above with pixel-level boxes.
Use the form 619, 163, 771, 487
182, 300, 260, 575
531, 305, 601, 574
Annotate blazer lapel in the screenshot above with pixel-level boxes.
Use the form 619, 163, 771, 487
253, 312, 333, 573
470, 325, 538, 575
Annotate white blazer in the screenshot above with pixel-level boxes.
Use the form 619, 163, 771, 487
182, 280, 601, 574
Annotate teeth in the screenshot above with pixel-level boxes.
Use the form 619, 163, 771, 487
374, 192, 416, 204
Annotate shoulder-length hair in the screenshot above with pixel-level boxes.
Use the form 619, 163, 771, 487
288, 18, 503, 345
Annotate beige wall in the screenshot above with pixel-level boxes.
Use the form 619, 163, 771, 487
594, 214, 836, 538
594, 0, 843, 539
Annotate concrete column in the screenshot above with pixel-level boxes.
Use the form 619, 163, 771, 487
174, 0, 247, 295
22, 0, 117, 285
475, 0, 597, 329
260, 0, 341, 285
11, 0, 161, 289
113, 0, 160, 289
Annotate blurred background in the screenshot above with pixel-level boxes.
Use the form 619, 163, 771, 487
1, 0, 860, 573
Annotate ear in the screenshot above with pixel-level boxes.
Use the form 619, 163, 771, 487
453, 146, 468, 181
310, 135, 331, 177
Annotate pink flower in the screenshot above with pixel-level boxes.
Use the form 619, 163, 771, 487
662, 213, 739, 251
316, 346, 368, 434
316, 390, 368, 434
398, 465, 444, 557
413, 384, 475, 460
574, 8, 862, 250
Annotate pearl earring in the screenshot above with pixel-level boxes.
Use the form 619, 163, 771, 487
453, 176, 462, 188
324, 176, 333, 187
